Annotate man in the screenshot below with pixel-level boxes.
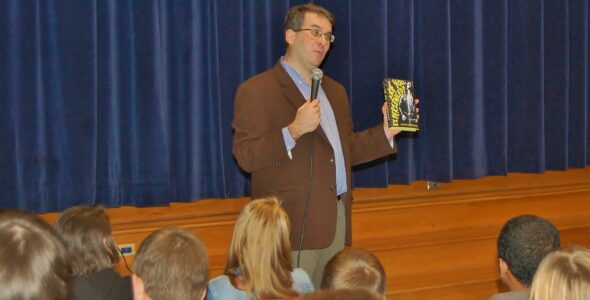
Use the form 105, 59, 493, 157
489, 215, 560, 300
132, 227, 208, 300
321, 247, 387, 297
0, 210, 71, 300
232, 3, 416, 286
301, 289, 384, 300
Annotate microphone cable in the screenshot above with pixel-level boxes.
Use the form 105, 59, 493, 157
296, 67, 322, 268
118, 247, 133, 274
297, 134, 314, 268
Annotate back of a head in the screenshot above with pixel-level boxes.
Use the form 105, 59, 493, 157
225, 196, 296, 299
529, 246, 590, 300
300, 289, 385, 300
53, 204, 119, 276
497, 215, 560, 286
0, 210, 71, 300
321, 247, 387, 296
133, 227, 208, 300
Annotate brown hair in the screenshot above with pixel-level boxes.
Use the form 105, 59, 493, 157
284, 3, 334, 32
224, 196, 297, 299
133, 227, 209, 300
0, 210, 71, 300
321, 247, 387, 296
300, 289, 384, 300
529, 246, 590, 300
53, 205, 119, 276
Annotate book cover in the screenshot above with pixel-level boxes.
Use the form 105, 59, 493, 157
383, 78, 419, 132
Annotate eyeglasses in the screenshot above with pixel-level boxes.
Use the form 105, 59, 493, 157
294, 28, 335, 43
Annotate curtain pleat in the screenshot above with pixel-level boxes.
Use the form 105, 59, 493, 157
0, 0, 588, 213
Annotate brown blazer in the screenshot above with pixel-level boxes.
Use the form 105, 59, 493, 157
232, 62, 396, 250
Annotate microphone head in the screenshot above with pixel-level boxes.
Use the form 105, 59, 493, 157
311, 68, 323, 81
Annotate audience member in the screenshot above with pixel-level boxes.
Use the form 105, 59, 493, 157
54, 205, 132, 300
489, 215, 560, 300
529, 246, 590, 300
300, 288, 383, 300
132, 227, 208, 300
0, 210, 71, 300
207, 196, 314, 300
321, 247, 386, 298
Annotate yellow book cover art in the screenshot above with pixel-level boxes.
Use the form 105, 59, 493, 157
383, 78, 419, 132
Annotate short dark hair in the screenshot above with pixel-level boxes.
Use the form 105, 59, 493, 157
0, 210, 71, 300
284, 3, 334, 32
497, 215, 560, 286
133, 227, 208, 300
321, 247, 386, 295
53, 205, 119, 276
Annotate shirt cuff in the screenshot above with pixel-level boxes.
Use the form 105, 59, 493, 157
282, 127, 296, 159
388, 137, 395, 148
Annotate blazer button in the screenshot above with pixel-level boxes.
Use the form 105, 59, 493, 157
330, 185, 336, 192
330, 158, 334, 165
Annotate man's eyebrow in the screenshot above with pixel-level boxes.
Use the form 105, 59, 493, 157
309, 24, 332, 33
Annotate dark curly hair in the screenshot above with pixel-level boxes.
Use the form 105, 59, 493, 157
497, 215, 560, 286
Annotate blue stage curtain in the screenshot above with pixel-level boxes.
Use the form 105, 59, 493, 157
1, 0, 588, 213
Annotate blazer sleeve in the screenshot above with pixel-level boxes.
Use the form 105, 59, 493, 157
232, 80, 292, 173
328, 80, 397, 166
348, 122, 397, 166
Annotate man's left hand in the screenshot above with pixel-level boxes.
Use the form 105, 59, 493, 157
382, 99, 420, 139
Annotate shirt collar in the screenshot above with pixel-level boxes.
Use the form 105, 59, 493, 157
280, 56, 309, 87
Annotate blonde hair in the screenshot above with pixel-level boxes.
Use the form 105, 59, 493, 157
529, 246, 590, 300
224, 196, 297, 299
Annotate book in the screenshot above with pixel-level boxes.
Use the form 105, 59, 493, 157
383, 78, 419, 132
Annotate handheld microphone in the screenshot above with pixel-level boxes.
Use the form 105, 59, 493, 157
310, 68, 323, 100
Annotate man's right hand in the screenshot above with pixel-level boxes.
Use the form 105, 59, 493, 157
288, 99, 321, 141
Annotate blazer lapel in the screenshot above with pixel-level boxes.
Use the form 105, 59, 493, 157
273, 62, 329, 143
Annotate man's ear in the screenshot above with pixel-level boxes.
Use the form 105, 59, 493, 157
132, 273, 147, 300
285, 29, 296, 46
498, 258, 512, 277
498, 257, 526, 291
498, 257, 515, 288
499, 258, 508, 276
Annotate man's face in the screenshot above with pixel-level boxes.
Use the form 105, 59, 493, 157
286, 12, 332, 71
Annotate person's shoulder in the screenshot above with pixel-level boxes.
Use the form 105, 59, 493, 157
488, 290, 529, 300
235, 68, 280, 101
72, 269, 132, 300
240, 64, 281, 88
245, 68, 275, 83
208, 274, 232, 286
291, 268, 314, 293
207, 275, 247, 300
